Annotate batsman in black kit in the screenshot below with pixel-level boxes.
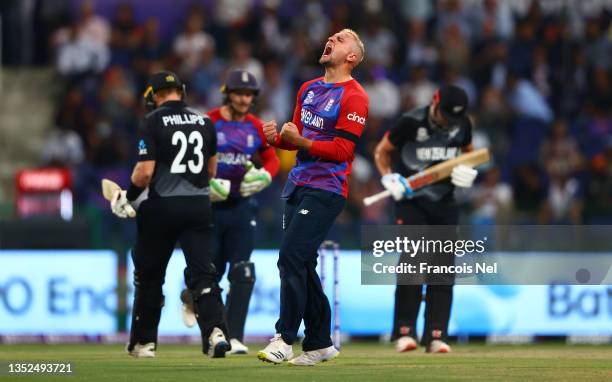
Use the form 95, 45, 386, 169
374, 85, 478, 353
109, 71, 231, 358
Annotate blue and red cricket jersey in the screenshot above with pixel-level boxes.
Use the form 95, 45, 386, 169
278, 77, 369, 198
208, 108, 279, 199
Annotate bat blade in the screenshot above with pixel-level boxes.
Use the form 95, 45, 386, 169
101, 178, 121, 201
363, 148, 491, 207
406, 148, 490, 190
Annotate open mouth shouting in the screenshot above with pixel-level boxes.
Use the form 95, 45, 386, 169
321, 43, 333, 59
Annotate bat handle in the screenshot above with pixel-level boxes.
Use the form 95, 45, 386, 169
363, 190, 391, 206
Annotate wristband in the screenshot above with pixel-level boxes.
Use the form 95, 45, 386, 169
274, 134, 282, 146
126, 182, 145, 202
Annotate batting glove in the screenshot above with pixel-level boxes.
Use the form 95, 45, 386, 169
451, 164, 478, 188
210, 178, 231, 202
240, 162, 272, 197
381, 173, 414, 201
111, 190, 136, 218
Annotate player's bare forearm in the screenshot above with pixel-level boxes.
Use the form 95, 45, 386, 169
131, 160, 155, 187
374, 135, 395, 175
208, 155, 217, 179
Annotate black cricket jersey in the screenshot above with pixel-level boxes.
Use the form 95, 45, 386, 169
136, 100, 217, 199
388, 106, 472, 202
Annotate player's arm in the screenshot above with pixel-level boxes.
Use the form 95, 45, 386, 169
374, 133, 396, 175
376, 115, 415, 201
292, 93, 368, 162
451, 117, 478, 188
111, 119, 156, 217
131, 160, 155, 187
126, 119, 157, 202
208, 155, 217, 179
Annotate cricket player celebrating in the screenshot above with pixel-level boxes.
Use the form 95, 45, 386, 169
374, 85, 477, 353
181, 70, 280, 355
110, 71, 231, 358
257, 29, 369, 366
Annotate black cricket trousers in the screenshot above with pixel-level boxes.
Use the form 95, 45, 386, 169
392, 196, 458, 345
130, 196, 228, 352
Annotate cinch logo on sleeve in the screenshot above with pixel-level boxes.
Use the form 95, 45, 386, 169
347, 112, 366, 125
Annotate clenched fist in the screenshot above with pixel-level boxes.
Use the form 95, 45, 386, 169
279, 122, 301, 146
263, 120, 278, 145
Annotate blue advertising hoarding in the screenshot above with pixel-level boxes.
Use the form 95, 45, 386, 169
0, 250, 609, 336
0, 251, 117, 334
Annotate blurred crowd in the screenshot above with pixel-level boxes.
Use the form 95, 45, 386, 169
31, 0, 611, 245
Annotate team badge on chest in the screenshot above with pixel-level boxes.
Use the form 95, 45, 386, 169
416, 127, 429, 142
217, 132, 227, 146
247, 134, 254, 148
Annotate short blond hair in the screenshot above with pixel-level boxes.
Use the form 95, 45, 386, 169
340, 28, 365, 65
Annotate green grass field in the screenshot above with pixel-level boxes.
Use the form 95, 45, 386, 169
1, 343, 611, 381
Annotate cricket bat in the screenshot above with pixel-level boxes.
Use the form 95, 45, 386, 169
101, 178, 136, 217
363, 148, 491, 207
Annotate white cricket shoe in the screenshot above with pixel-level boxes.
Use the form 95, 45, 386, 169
227, 339, 249, 355
257, 334, 294, 364
426, 340, 451, 353
208, 327, 230, 358
288, 346, 339, 366
395, 336, 418, 352
180, 289, 197, 328
127, 342, 156, 358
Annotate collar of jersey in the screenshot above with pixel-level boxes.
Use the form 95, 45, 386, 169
159, 100, 186, 108
314, 77, 354, 88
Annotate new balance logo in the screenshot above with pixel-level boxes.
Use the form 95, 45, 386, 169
298, 209, 309, 215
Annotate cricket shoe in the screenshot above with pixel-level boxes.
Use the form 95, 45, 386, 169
395, 336, 418, 352
227, 339, 249, 355
288, 346, 339, 366
257, 334, 294, 364
208, 328, 230, 358
126, 342, 156, 358
180, 289, 197, 328
426, 340, 451, 353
